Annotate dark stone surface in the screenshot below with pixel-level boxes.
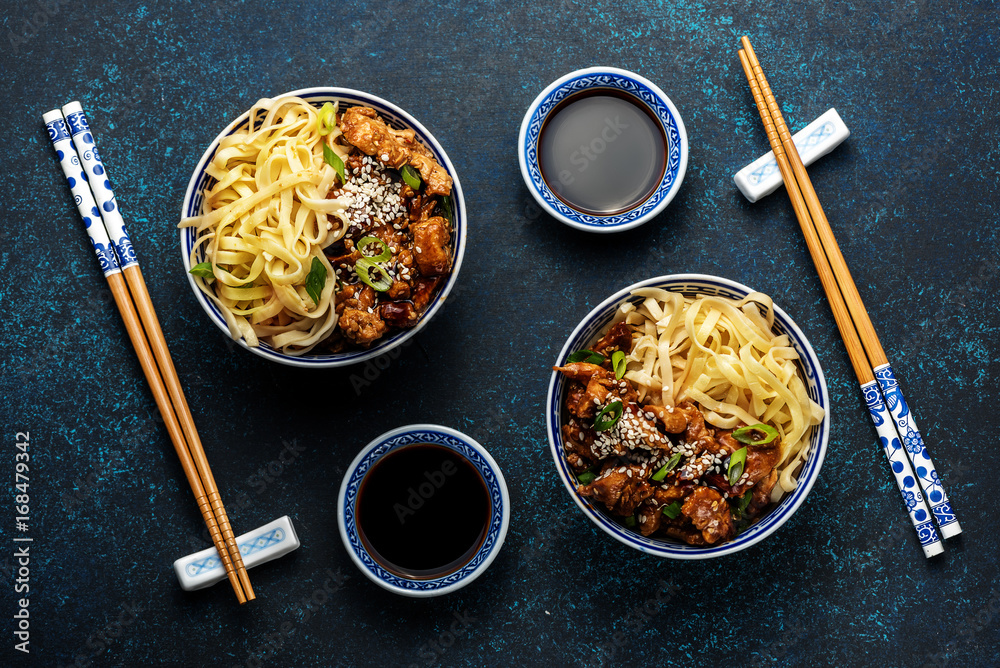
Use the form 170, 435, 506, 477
3, 1, 999, 666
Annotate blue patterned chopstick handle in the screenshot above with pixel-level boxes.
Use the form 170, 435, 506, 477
874, 364, 961, 538
862, 381, 943, 558
43, 110, 120, 276
62, 101, 137, 270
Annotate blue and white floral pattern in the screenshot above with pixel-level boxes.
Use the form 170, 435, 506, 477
863, 380, 942, 552
520, 69, 687, 231
91, 240, 119, 275
340, 427, 507, 594
114, 237, 137, 266
45, 113, 120, 277
46, 118, 71, 142
65, 105, 137, 270
874, 364, 958, 533
862, 383, 884, 427
65, 109, 90, 135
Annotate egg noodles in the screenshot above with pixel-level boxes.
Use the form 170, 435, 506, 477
180, 96, 352, 354
609, 288, 825, 499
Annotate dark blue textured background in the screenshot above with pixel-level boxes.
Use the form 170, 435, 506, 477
2, 1, 999, 666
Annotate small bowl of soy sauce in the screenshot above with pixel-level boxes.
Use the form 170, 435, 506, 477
338, 424, 510, 597
518, 67, 689, 233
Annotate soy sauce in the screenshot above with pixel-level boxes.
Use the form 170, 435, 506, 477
538, 90, 667, 215
356, 444, 490, 579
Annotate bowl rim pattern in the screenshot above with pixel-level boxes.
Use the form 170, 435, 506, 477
338, 424, 510, 597
517, 66, 689, 233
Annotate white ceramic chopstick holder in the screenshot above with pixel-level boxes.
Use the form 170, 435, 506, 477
173, 516, 301, 591
734, 108, 850, 202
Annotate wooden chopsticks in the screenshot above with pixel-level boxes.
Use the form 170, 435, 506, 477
738, 37, 961, 556
44, 104, 255, 601
121, 263, 256, 602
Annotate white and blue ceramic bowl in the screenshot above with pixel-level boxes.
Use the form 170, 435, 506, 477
518, 67, 688, 233
546, 274, 830, 559
179, 87, 467, 368
338, 424, 510, 597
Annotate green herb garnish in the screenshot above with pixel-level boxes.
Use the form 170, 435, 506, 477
356, 235, 391, 262
400, 164, 422, 190
728, 446, 748, 486
624, 515, 637, 528
732, 423, 779, 445
355, 257, 392, 292
316, 102, 336, 135
737, 490, 753, 514
731, 490, 754, 521
611, 350, 627, 379
651, 452, 683, 482
323, 143, 346, 184
566, 349, 605, 364
304, 257, 327, 306
593, 400, 623, 432
662, 501, 682, 519
189, 262, 214, 279
440, 194, 454, 223
577, 471, 596, 485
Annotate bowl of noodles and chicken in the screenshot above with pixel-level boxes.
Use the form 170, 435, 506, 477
546, 274, 830, 559
179, 88, 466, 368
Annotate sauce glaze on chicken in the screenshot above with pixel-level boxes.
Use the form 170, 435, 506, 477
323, 107, 454, 350
555, 322, 782, 546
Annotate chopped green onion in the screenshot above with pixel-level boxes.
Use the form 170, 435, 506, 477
738, 490, 753, 514
440, 195, 454, 223
400, 164, 422, 190
566, 349, 605, 364
577, 471, 596, 485
355, 257, 392, 292
356, 235, 391, 262
316, 102, 336, 135
323, 143, 346, 184
651, 452, 683, 481
593, 400, 623, 432
624, 515, 637, 528
728, 446, 748, 486
731, 489, 754, 521
611, 350, 627, 379
732, 423, 779, 445
189, 262, 214, 279
304, 257, 327, 306
662, 501, 682, 519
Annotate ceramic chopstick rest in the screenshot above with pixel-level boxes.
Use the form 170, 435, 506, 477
173, 516, 301, 591
734, 108, 850, 203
